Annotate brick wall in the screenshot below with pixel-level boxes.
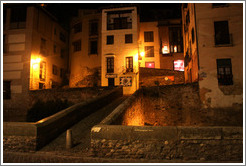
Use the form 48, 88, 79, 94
139, 67, 184, 87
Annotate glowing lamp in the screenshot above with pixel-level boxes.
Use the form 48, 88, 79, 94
162, 45, 169, 54
31, 58, 41, 64
174, 45, 177, 53
140, 52, 145, 57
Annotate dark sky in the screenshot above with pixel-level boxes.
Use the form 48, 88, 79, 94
44, 3, 182, 29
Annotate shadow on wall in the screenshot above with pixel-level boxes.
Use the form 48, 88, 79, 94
26, 99, 74, 122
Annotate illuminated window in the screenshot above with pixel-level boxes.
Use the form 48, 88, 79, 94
107, 35, 114, 45
89, 39, 98, 54
174, 60, 184, 71
145, 46, 154, 57
52, 65, 58, 75
214, 21, 231, 45
144, 31, 154, 42
145, 62, 155, 68
107, 57, 114, 73
126, 57, 133, 72
217, 59, 233, 85
125, 34, 133, 43
169, 27, 183, 53
3, 81, 11, 100
89, 20, 98, 36
72, 40, 81, 52
73, 22, 82, 33
39, 61, 46, 81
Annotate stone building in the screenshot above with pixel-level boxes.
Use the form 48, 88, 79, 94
101, 6, 140, 95
3, 4, 68, 119
69, 9, 101, 87
182, 3, 243, 108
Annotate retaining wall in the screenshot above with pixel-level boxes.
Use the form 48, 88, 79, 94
3, 87, 123, 151
91, 87, 243, 161
139, 67, 184, 86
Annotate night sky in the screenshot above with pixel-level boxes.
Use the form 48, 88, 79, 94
44, 3, 182, 30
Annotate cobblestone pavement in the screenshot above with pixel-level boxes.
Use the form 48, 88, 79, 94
4, 151, 242, 163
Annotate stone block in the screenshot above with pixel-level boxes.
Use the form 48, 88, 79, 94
222, 127, 243, 140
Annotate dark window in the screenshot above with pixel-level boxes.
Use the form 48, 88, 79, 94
60, 68, 63, 78
107, 10, 132, 30
125, 34, 133, 43
73, 22, 82, 33
192, 28, 195, 43
10, 6, 26, 29
107, 35, 114, 45
89, 21, 98, 36
61, 48, 65, 58
52, 65, 58, 75
217, 59, 233, 85
107, 57, 114, 73
3, 35, 6, 53
40, 38, 47, 55
126, 57, 133, 72
145, 46, 154, 57
39, 83, 45, 90
73, 40, 81, 52
60, 32, 66, 43
212, 3, 228, 8
54, 44, 56, 53
144, 31, 154, 42
3, 81, 11, 100
169, 27, 183, 53
89, 40, 98, 54
214, 21, 231, 45
39, 61, 46, 81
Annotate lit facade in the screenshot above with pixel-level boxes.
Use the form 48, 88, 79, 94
182, 3, 243, 108
158, 19, 184, 71
3, 4, 68, 117
139, 21, 160, 69
69, 9, 101, 87
101, 6, 139, 95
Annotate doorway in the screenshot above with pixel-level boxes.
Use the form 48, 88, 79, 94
108, 78, 115, 87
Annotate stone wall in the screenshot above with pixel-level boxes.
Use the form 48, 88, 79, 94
91, 125, 243, 161
4, 87, 113, 122
139, 67, 184, 87
3, 88, 123, 151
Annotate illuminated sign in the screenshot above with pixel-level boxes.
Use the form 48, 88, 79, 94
174, 60, 184, 71
145, 62, 155, 68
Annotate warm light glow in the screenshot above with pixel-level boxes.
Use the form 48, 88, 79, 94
174, 60, 184, 71
134, 53, 138, 62
162, 45, 169, 54
31, 58, 41, 65
174, 45, 177, 53
140, 52, 145, 57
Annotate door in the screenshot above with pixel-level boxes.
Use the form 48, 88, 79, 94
108, 78, 114, 87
